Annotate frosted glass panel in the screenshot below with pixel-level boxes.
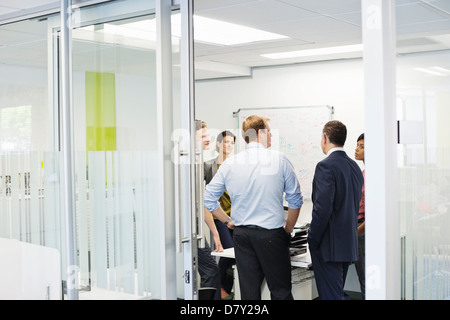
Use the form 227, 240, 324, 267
78, 151, 160, 298
134, 151, 160, 296
88, 151, 108, 288
0, 152, 61, 248
0, 1, 169, 300
72, 7, 162, 299
43, 152, 61, 250
398, 51, 450, 300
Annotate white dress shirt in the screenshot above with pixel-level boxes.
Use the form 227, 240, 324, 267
204, 142, 303, 229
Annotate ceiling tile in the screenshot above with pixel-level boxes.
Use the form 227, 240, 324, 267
426, 0, 450, 13
194, 0, 257, 11
279, 0, 361, 15
0, 6, 19, 15
267, 15, 361, 44
397, 19, 450, 37
331, 11, 362, 26
397, 2, 449, 25
196, 0, 318, 28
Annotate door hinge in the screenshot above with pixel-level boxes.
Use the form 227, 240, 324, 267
184, 270, 190, 284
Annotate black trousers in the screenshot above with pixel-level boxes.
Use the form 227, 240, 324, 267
233, 226, 293, 300
198, 240, 221, 300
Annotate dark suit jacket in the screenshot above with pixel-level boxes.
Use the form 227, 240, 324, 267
204, 156, 219, 185
307, 150, 364, 262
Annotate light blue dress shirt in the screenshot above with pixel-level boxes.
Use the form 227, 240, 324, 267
204, 142, 303, 229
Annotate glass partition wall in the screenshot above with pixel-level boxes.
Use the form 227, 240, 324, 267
64, 0, 189, 300
396, 1, 450, 300
71, 13, 163, 300
0, 17, 61, 255
0, 0, 196, 300
398, 51, 450, 300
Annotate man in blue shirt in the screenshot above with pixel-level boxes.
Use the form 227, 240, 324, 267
204, 115, 303, 300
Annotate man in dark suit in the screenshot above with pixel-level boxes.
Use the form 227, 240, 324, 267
307, 120, 364, 300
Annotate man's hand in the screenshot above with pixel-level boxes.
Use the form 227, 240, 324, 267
226, 219, 235, 230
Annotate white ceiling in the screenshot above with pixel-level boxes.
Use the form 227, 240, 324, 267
0, 0, 56, 15
0, 0, 449, 79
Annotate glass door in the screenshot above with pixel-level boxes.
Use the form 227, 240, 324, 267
56, 0, 198, 299
393, 0, 450, 300
0, 12, 63, 300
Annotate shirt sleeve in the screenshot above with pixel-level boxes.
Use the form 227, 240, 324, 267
204, 166, 226, 212
283, 156, 303, 209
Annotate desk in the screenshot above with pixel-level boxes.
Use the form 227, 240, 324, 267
212, 247, 317, 300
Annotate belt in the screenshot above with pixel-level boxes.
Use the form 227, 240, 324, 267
239, 225, 267, 230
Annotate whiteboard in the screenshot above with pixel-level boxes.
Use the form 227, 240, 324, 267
235, 105, 333, 199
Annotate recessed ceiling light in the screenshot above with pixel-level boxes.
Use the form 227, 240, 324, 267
172, 14, 289, 46
261, 44, 364, 59
83, 14, 289, 47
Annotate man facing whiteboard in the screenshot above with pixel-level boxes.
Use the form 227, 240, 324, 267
307, 120, 364, 300
204, 115, 303, 300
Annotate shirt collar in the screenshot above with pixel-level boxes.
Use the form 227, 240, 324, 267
327, 147, 345, 156
246, 142, 265, 149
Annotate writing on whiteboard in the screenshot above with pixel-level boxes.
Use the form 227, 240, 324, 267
236, 106, 333, 199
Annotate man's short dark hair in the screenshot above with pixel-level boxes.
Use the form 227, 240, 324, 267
323, 120, 347, 146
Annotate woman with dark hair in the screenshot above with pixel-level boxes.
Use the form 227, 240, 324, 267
204, 130, 236, 300
354, 133, 365, 299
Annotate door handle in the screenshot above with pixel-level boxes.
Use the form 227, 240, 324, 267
195, 149, 205, 248
174, 140, 190, 252
174, 139, 206, 251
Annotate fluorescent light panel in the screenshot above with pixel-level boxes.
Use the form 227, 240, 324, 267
189, 15, 289, 45
85, 14, 289, 46
261, 44, 364, 59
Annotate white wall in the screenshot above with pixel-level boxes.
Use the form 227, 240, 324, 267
195, 58, 365, 144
